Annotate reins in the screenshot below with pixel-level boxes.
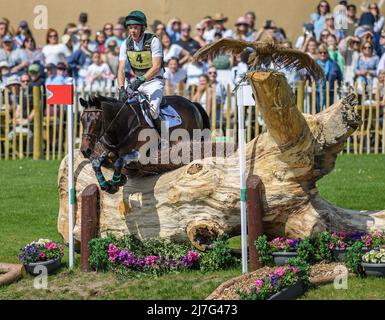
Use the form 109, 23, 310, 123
82, 99, 142, 153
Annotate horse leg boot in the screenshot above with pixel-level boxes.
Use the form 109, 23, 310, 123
109, 157, 127, 188
91, 153, 116, 193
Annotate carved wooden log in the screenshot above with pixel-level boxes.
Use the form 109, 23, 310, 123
57, 71, 385, 249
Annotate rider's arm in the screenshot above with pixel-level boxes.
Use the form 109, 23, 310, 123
142, 56, 162, 81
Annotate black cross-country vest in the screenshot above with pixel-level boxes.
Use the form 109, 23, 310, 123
126, 33, 163, 77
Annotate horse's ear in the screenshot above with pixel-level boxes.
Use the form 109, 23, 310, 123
79, 97, 88, 108
90, 95, 101, 109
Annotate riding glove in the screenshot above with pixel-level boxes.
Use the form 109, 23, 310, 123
118, 86, 128, 102
129, 75, 145, 91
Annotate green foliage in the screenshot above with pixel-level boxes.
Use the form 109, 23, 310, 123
254, 235, 273, 266
88, 234, 116, 271
344, 242, 365, 276
296, 237, 317, 263
199, 238, 240, 272
140, 238, 193, 259
314, 232, 333, 262
285, 257, 311, 290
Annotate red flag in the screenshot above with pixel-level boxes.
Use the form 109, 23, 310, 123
46, 84, 73, 104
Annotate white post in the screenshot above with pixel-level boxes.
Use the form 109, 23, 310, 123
66, 78, 75, 270
237, 85, 248, 274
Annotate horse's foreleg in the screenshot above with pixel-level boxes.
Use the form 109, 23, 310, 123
91, 153, 115, 193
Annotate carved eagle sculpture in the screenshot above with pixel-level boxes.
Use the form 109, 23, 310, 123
193, 38, 325, 81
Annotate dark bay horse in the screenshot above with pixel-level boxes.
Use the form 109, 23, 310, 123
80, 94, 210, 193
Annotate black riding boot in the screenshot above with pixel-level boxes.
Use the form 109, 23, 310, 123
152, 116, 168, 149
152, 116, 162, 136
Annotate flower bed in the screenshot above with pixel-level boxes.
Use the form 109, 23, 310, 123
361, 249, 385, 277
108, 244, 200, 272
88, 234, 240, 277
18, 239, 64, 275
238, 266, 304, 300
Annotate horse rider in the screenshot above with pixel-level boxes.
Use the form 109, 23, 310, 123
118, 10, 165, 134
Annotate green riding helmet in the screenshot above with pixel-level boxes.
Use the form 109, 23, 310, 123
125, 10, 147, 28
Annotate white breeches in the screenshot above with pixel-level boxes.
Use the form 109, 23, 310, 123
137, 78, 165, 119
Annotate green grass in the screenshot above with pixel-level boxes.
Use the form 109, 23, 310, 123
301, 277, 385, 300
0, 160, 62, 263
1, 155, 385, 299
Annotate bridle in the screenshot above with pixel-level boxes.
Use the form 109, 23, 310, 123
82, 100, 142, 153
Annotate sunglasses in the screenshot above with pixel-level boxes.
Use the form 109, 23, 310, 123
48, 34, 58, 38
208, 71, 217, 75
363, 46, 372, 49
321, 33, 329, 37
20, 79, 29, 83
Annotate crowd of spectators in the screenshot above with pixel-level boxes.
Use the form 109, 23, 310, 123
2, 2, 385, 117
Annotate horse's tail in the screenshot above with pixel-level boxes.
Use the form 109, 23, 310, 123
192, 102, 210, 130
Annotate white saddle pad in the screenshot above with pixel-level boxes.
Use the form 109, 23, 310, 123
141, 105, 182, 128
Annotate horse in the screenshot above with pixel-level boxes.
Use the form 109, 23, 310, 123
79, 93, 210, 194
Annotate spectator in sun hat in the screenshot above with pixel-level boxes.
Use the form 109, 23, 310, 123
233, 16, 253, 41
204, 13, 234, 43
166, 17, 182, 43
14, 20, 33, 49
176, 23, 201, 56
0, 35, 28, 75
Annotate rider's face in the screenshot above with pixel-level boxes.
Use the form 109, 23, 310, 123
128, 25, 143, 41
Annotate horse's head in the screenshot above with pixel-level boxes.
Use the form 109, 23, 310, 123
80, 96, 103, 158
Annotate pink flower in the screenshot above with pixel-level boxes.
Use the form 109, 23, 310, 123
145, 255, 158, 266
186, 251, 200, 262
278, 243, 285, 249
107, 244, 119, 263
340, 232, 346, 239
276, 267, 285, 276
38, 252, 46, 261
329, 242, 334, 249
47, 242, 58, 250
255, 279, 264, 290
339, 241, 346, 249
332, 232, 338, 238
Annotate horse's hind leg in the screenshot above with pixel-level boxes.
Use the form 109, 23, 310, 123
108, 157, 127, 187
